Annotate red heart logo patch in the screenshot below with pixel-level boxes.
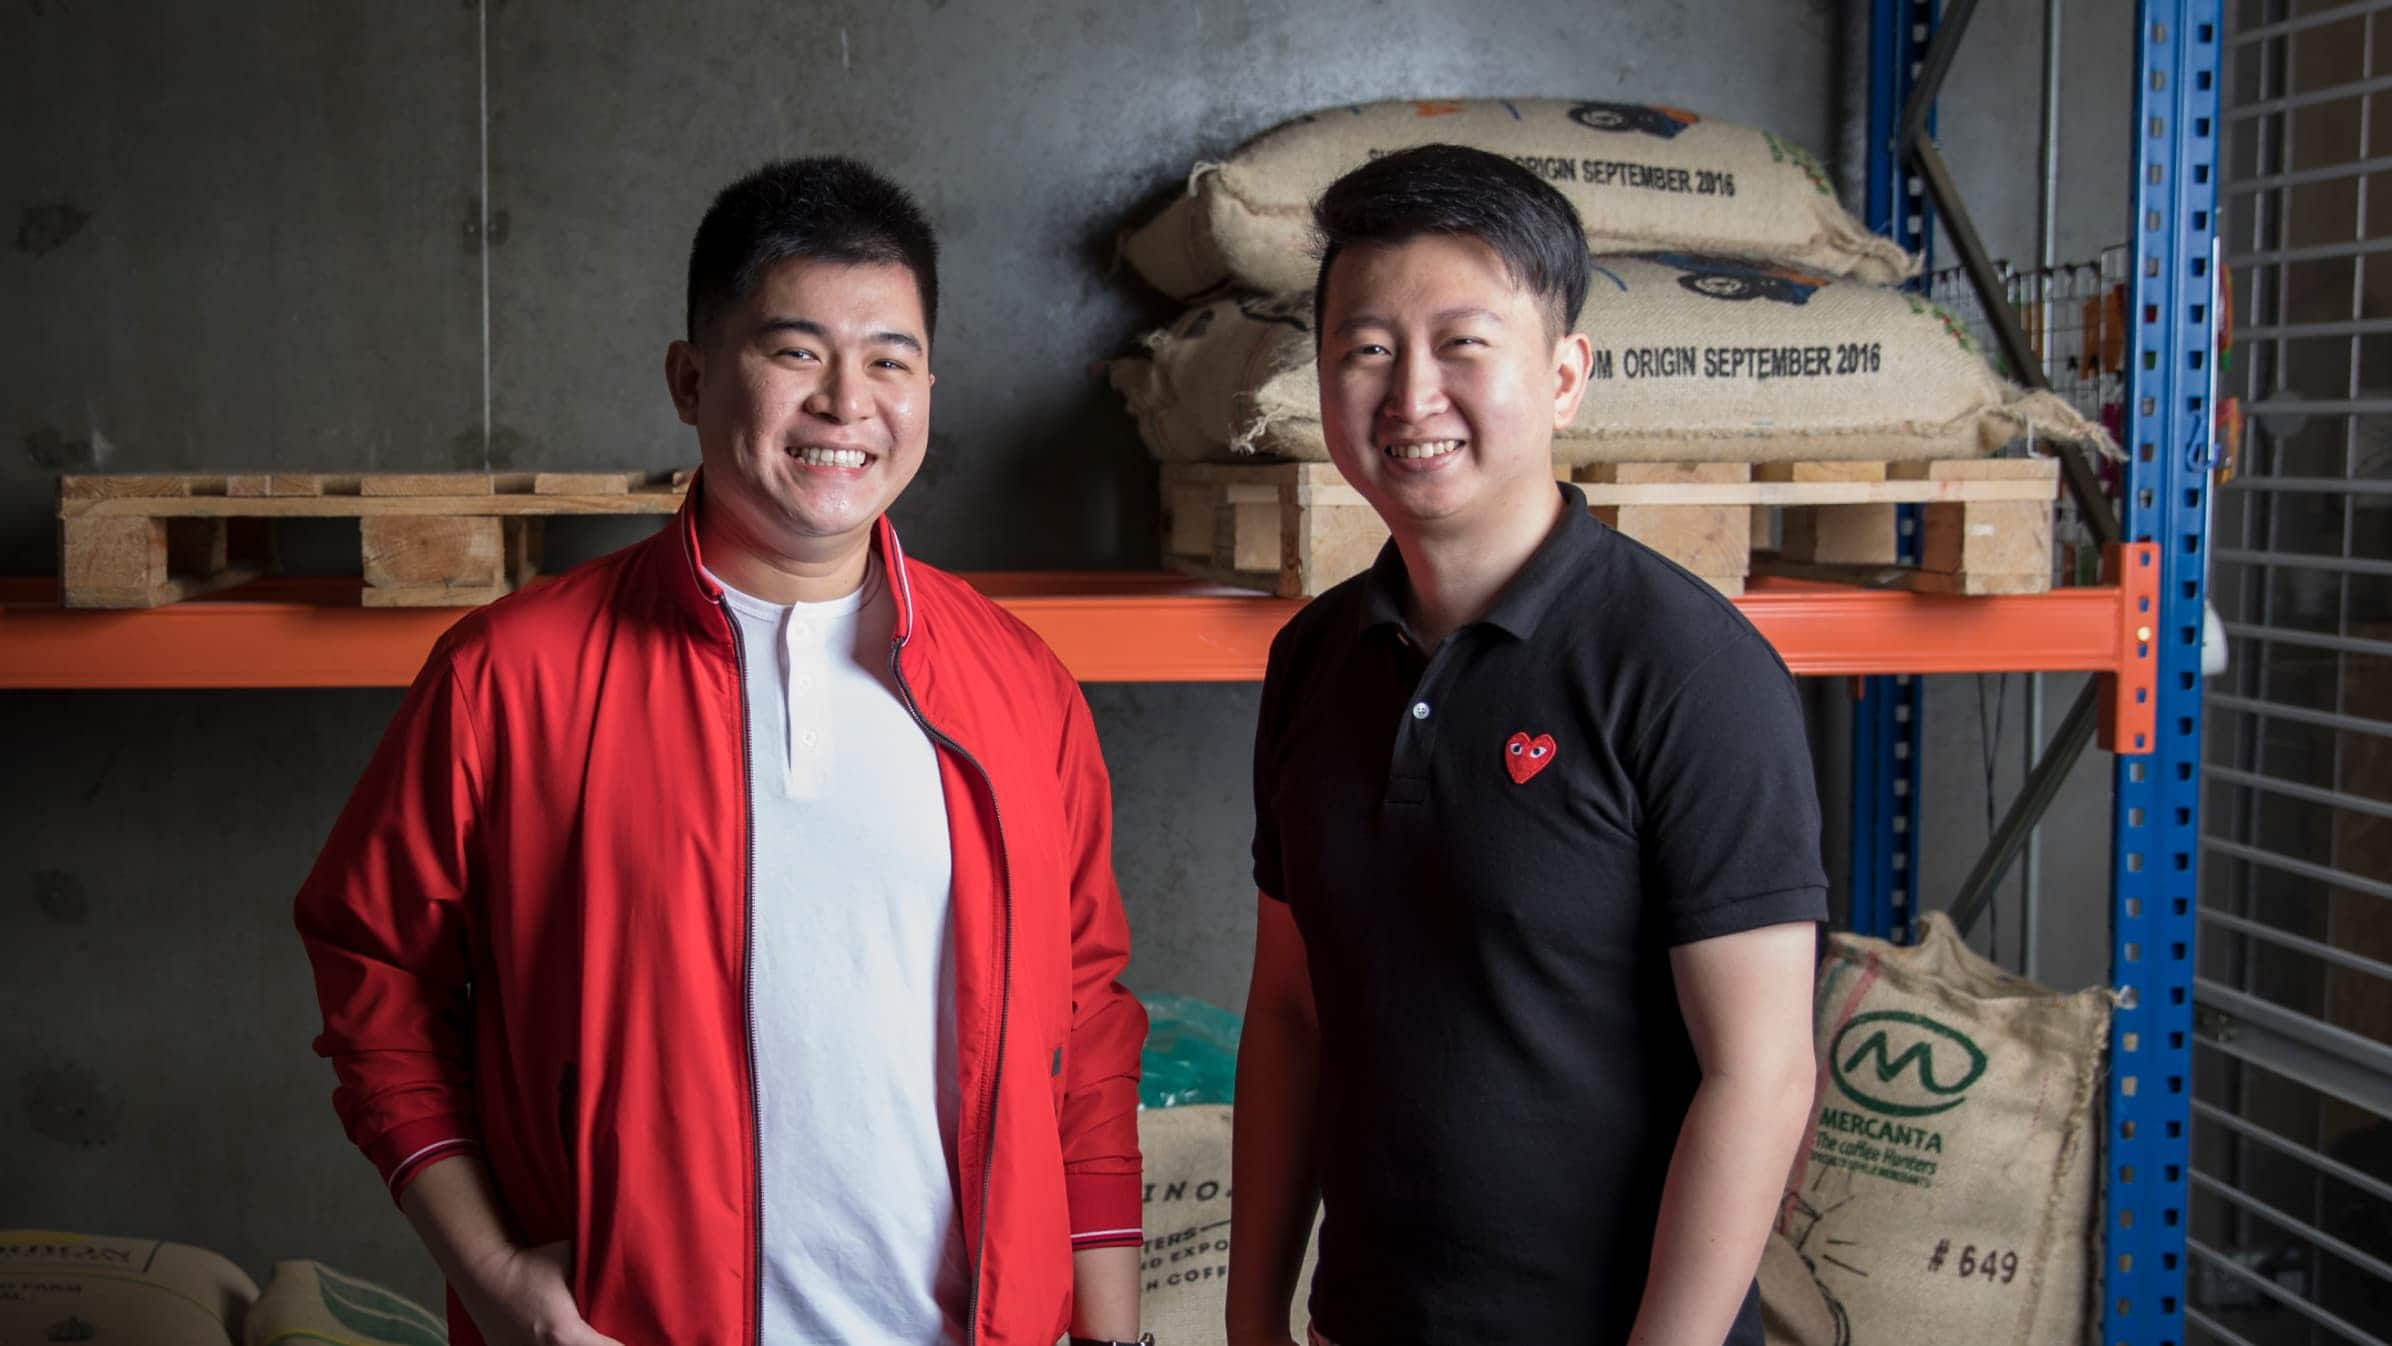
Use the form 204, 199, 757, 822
1504, 731, 1557, 784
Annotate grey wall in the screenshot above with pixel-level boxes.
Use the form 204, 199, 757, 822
2, 0, 2132, 1313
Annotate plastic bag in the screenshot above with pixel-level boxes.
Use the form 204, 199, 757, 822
1137, 994, 1241, 1109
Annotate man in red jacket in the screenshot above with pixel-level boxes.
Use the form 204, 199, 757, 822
297, 158, 1148, 1346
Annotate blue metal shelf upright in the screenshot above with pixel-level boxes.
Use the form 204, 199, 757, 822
1858, 4, 2214, 1345
2106, 6, 2214, 1343
1852, 0, 1937, 943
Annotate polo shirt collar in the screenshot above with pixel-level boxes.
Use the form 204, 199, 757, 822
1359, 481, 1604, 642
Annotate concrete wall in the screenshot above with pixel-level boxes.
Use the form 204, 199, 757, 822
2, 0, 2131, 1311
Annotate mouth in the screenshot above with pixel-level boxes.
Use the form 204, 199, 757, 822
785, 445, 872, 470
1379, 437, 1466, 462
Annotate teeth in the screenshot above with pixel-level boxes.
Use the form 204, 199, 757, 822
795, 447, 868, 468
1381, 439, 1463, 460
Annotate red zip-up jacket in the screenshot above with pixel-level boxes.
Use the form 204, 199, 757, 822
296, 486, 1146, 1346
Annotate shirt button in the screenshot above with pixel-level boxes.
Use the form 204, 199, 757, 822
796, 674, 813, 690
1411, 701, 1431, 720
800, 729, 820, 747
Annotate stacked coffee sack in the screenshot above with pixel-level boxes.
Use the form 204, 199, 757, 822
0, 1232, 449, 1346
1109, 98, 2109, 467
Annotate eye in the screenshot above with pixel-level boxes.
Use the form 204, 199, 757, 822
1529, 745, 1550, 758
1508, 742, 1524, 755
874, 358, 911, 372
775, 347, 820, 363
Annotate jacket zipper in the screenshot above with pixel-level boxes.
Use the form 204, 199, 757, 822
722, 606, 767, 1346
889, 640, 1012, 1346
712, 542, 1009, 1346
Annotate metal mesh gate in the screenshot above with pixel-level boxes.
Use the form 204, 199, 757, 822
2200, 3, 2392, 1342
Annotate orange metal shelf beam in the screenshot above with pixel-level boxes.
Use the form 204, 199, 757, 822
0, 569, 2149, 689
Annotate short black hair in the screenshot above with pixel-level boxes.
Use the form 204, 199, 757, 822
1311, 144, 1590, 340
685, 156, 940, 348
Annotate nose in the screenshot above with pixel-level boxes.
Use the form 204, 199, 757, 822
1385, 348, 1446, 425
803, 355, 873, 424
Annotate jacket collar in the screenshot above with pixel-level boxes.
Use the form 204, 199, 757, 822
664, 469, 921, 647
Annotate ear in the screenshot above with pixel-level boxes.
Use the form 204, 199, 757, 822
1550, 330, 1595, 429
665, 339, 705, 427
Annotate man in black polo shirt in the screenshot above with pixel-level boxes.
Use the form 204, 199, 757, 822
1225, 145, 1827, 1346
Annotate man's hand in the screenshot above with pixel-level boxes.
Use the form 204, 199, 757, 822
398, 1156, 620, 1346
453, 1239, 622, 1346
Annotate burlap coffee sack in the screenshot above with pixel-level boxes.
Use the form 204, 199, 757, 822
1108, 256, 2113, 466
1777, 913, 2110, 1346
0, 1230, 260, 1345
1121, 98, 1916, 300
246, 1260, 448, 1346
1759, 1229, 1848, 1346
1139, 1104, 1318, 1346
1111, 293, 1319, 462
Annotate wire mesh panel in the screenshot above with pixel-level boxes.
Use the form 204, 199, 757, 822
1927, 251, 2129, 423
2204, 2, 2392, 1342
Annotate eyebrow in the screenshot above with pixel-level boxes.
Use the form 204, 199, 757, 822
1329, 305, 1507, 337
755, 316, 925, 356
1432, 305, 1506, 326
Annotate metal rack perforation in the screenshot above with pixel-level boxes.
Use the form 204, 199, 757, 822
1851, 0, 1938, 947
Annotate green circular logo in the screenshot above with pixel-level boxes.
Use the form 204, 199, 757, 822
1828, 1011, 1988, 1117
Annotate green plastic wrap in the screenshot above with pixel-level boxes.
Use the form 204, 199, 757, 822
1137, 994, 1242, 1109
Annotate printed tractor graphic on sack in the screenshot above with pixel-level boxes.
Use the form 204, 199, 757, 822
1638, 252, 1835, 305
1235, 293, 1313, 332
1568, 101, 1700, 138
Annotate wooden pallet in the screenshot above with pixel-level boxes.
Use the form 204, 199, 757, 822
1160, 462, 1385, 598
1741, 459, 2060, 596
1159, 458, 2058, 598
58, 469, 691, 608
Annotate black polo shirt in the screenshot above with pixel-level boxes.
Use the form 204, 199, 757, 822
1252, 482, 1828, 1346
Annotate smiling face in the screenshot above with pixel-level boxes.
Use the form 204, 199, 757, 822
667, 256, 933, 568
1317, 234, 1591, 539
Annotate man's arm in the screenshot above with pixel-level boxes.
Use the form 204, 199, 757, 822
1070, 1246, 1142, 1340
401, 1156, 621, 1346
1626, 921, 1819, 1346
294, 648, 489, 1199
295, 641, 613, 1346
1052, 678, 1149, 1339
1225, 893, 1321, 1346
1622, 629, 1827, 1343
